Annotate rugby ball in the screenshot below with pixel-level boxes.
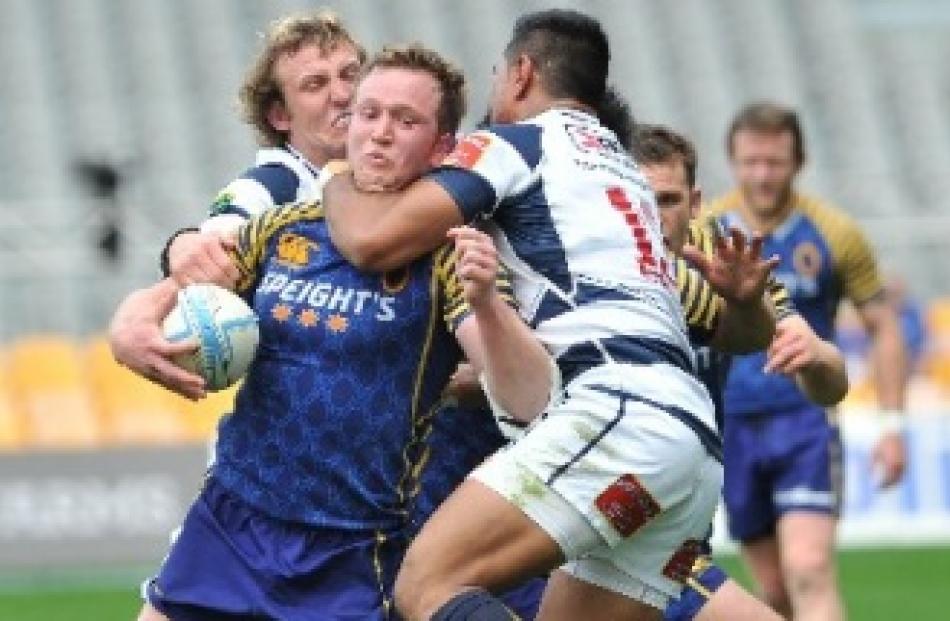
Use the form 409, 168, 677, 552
162, 284, 260, 391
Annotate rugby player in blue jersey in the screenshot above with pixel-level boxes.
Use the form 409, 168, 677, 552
633, 124, 848, 621
111, 44, 553, 621
706, 102, 908, 620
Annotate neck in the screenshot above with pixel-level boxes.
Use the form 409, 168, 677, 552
520, 94, 594, 120
287, 141, 330, 169
738, 189, 795, 234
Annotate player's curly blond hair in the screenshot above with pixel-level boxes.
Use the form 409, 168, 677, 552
363, 44, 467, 135
239, 10, 365, 147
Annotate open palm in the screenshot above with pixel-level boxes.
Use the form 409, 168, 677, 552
681, 227, 780, 305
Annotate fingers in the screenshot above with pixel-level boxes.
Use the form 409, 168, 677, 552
145, 359, 207, 400
170, 232, 241, 288
680, 244, 712, 276
156, 336, 201, 358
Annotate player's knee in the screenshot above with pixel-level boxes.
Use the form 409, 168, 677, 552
136, 602, 171, 621
783, 544, 835, 596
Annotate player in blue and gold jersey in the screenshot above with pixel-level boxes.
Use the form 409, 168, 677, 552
706, 102, 908, 620
633, 124, 848, 621
111, 45, 552, 621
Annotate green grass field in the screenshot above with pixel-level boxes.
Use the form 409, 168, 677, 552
1, 547, 948, 620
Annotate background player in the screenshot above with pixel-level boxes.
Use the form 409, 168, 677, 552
632, 123, 848, 621
112, 44, 552, 621
706, 101, 908, 620
122, 10, 365, 398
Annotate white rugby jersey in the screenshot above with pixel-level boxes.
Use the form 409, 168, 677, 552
201, 144, 330, 234
429, 108, 693, 367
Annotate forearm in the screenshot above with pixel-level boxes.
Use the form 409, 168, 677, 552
869, 314, 908, 411
323, 174, 465, 271
794, 338, 849, 406
712, 294, 776, 354
470, 297, 554, 423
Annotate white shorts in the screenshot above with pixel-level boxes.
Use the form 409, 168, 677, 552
472, 362, 722, 608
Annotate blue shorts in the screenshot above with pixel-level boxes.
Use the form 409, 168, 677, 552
144, 476, 545, 620
723, 406, 842, 541
662, 557, 728, 621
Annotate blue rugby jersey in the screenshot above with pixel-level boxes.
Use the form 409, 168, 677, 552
214, 202, 509, 528
706, 191, 883, 417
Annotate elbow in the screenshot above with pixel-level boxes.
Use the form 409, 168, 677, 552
338, 232, 391, 271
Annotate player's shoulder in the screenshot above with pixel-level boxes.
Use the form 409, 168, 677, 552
702, 189, 744, 219
792, 192, 865, 244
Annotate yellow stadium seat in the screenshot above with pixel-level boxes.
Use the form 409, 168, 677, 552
0, 354, 26, 450
7, 335, 103, 449
925, 298, 950, 391
85, 336, 191, 445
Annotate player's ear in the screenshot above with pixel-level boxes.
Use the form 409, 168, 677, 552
512, 54, 535, 100
266, 100, 291, 133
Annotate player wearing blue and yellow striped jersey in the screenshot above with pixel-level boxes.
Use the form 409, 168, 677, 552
634, 123, 847, 621
706, 102, 907, 621
112, 45, 552, 621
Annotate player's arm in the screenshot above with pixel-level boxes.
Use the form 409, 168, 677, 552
446, 227, 555, 424
323, 172, 465, 271
682, 227, 780, 353
833, 213, 908, 486
764, 314, 849, 406
325, 127, 535, 271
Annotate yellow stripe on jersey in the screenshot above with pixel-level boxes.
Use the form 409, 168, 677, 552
679, 217, 795, 336
704, 190, 882, 305
436, 245, 517, 333
794, 194, 883, 305
231, 201, 325, 294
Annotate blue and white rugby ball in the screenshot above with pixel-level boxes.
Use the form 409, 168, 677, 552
162, 284, 260, 391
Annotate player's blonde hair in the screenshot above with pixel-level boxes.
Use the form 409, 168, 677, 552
362, 44, 467, 135
239, 10, 365, 147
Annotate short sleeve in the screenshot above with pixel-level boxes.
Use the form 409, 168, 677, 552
427, 124, 542, 222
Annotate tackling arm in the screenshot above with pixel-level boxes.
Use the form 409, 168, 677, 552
323, 173, 465, 271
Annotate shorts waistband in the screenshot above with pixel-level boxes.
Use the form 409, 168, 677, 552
557, 336, 695, 386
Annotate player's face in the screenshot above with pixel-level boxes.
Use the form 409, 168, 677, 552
269, 43, 361, 165
641, 159, 700, 254
729, 129, 800, 214
348, 67, 453, 192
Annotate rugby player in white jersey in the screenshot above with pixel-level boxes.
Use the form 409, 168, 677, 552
322, 10, 777, 621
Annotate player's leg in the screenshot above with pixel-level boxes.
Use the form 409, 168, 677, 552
721, 414, 787, 612
536, 568, 661, 621
777, 512, 843, 621
136, 603, 171, 621
693, 578, 783, 621
772, 408, 844, 621
394, 477, 565, 620
739, 536, 790, 616
397, 370, 721, 621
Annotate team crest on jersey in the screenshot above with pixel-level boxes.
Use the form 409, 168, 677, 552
443, 133, 491, 169
793, 241, 822, 278
276, 232, 319, 268
382, 267, 410, 293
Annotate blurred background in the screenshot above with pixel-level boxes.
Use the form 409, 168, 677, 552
0, 0, 948, 618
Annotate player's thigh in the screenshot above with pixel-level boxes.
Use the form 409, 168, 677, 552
694, 579, 782, 621
137, 602, 171, 621
397, 477, 563, 595
777, 510, 837, 575
537, 569, 662, 621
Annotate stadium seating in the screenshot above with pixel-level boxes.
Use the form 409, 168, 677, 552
6, 335, 103, 448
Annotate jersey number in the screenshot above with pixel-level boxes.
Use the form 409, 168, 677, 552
606, 187, 673, 289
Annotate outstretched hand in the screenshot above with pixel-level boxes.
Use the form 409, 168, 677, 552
681, 227, 779, 305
